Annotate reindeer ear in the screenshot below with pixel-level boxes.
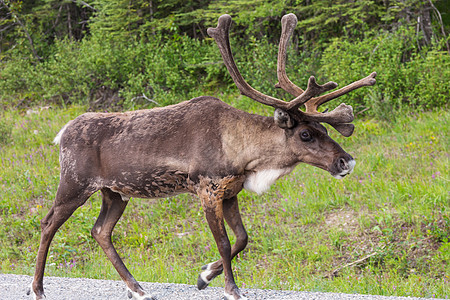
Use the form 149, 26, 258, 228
274, 108, 295, 129
329, 123, 355, 137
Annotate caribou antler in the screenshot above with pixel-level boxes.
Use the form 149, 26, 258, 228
208, 14, 376, 136
275, 13, 377, 136
207, 15, 338, 113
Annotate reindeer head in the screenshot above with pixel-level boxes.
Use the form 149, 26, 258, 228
208, 14, 376, 179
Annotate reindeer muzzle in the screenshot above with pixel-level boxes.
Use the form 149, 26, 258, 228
331, 154, 356, 179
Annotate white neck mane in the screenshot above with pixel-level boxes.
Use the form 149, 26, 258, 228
243, 168, 294, 195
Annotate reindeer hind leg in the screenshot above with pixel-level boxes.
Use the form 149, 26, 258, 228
29, 180, 96, 299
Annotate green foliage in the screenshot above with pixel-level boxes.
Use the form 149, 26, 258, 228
0, 0, 92, 60
0, 117, 12, 146
295, 0, 386, 46
320, 27, 450, 117
89, 0, 149, 41
292, 0, 450, 49
120, 34, 225, 108
0, 0, 449, 117
0, 34, 225, 108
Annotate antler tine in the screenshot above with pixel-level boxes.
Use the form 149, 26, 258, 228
305, 72, 377, 113
275, 13, 304, 96
207, 14, 290, 110
286, 76, 338, 111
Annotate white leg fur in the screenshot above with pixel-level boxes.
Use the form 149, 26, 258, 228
28, 281, 44, 300
224, 291, 248, 300
199, 263, 213, 285
126, 287, 156, 300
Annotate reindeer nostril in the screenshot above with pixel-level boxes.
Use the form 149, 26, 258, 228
339, 158, 347, 170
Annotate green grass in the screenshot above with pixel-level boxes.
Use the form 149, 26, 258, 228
0, 104, 448, 298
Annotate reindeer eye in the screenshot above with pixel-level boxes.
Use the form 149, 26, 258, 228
300, 130, 313, 142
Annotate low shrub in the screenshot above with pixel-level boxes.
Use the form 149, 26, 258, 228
320, 27, 450, 117
0, 26, 448, 118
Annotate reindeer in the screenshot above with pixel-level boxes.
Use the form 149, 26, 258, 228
29, 14, 376, 300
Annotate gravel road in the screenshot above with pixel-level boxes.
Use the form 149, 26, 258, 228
0, 274, 445, 300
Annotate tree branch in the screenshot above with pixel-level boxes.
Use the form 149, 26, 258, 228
13, 16, 42, 61
0, 0, 41, 61
427, 0, 449, 54
71, 0, 96, 11
130, 93, 159, 106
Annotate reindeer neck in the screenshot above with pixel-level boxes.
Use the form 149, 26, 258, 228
220, 113, 298, 174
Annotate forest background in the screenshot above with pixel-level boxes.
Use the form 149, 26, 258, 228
0, 0, 449, 114
0, 0, 449, 299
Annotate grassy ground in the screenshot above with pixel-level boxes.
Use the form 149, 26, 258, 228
0, 103, 448, 298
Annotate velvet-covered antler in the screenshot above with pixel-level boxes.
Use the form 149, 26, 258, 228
208, 14, 376, 136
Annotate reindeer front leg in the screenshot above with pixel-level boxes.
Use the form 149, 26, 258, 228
198, 196, 248, 291
197, 178, 247, 300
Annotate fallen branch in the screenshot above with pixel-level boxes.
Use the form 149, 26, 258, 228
325, 251, 379, 278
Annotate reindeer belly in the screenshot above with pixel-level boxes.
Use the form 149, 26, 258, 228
106, 170, 193, 200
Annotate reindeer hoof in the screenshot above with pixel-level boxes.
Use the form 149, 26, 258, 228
223, 291, 248, 300
127, 288, 157, 300
197, 263, 212, 290
197, 274, 209, 290
197, 262, 224, 290
27, 283, 46, 299
223, 285, 248, 300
